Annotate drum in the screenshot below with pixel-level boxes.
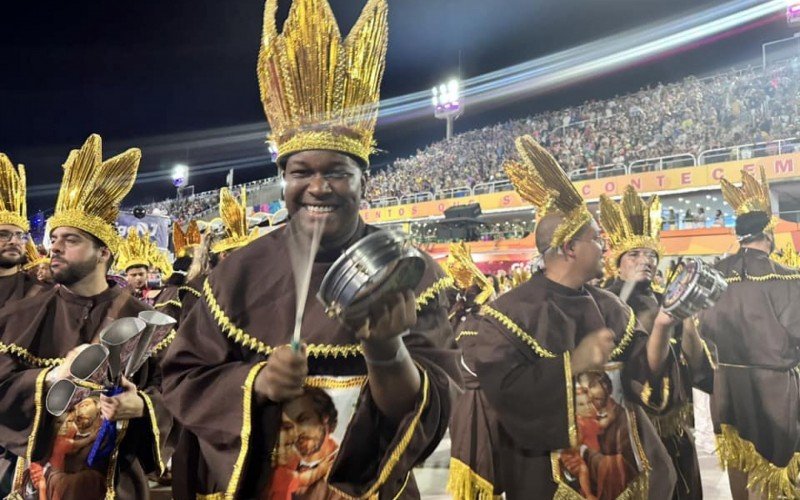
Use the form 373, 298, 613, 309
662, 258, 728, 320
317, 230, 425, 321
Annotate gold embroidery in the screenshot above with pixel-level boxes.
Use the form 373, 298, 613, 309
328, 367, 431, 499
180, 285, 201, 297
692, 316, 718, 370
447, 457, 501, 500
552, 450, 650, 500
455, 330, 478, 342
225, 361, 268, 498
564, 351, 577, 448
392, 471, 412, 500
480, 305, 557, 358
155, 300, 182, 310
640, 377, 670, 412
415, 275, 455, 311
203, 279, 363, 359
139, 391, 165, 475
0, 342, 64, 367
649, 403, 693, 439
196, 494, 225, 500
725, 271, 800, 284
25, 367, 52, 464
610, 306, 636, 360
304, 376, 368, 389
151, 330, 177, 355
104, 420, 129, 499
716, 424, 800, 499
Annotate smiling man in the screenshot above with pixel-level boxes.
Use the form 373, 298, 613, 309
0, 155, 49, 309
161, 0, 459, 498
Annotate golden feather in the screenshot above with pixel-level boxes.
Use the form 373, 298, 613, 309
0, 154, 28, 230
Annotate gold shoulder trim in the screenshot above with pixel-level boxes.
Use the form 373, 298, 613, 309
25, 367, 53, 464
640, 376, 670, 412
150, 330, 177, 355
480, 305, 557, 358
610, 306, 637, 360
0, 342, 64, 367
564, 351, 577, 448
455, 330, 478, 342
304, 376, 368, 389
726, 271, 800, 284
203, 279, 363, 359
717, 424, 800, 499
416, 275, 455, 311
447, 457, 501, 500
139, 391, 166, 475
155, 300, 182, 310
180, 285, 201, 297
328, 367, 431, 499
226, 361, 268, 498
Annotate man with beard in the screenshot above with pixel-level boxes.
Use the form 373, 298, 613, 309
0, 155, 49, 309
0, 134, 173, 500
697, 167, 800, 499
161, 1, 458, 497
599, 186, 713, 499
116, 227, 172, 306
448, 136, 677, 499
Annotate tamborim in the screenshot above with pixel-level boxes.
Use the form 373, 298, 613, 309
317, 230, 425, 321
662, 258, 727, 320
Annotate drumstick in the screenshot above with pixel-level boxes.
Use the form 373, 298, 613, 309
291, 219, 325, 351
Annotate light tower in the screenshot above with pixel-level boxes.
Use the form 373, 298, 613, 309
171, 164, 189, 199
431, 78, 463, 140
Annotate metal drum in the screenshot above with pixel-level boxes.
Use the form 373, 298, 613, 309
662, 258, 728, 320
318, 230, 425, 321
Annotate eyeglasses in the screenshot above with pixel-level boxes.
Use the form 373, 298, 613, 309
0, 231, 29, 243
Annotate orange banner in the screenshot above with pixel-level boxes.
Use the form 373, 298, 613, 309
361, 152, 800, 223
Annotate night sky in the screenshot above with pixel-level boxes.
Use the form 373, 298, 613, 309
0, 0, 792, 212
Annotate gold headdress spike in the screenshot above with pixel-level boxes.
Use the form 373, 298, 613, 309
773, 244, 800, 269
720, 166, 772, 216
212, 187, 260, 254
23, 240, 48, 271
47, 134, 141, 255
599, 185, 664, 277
444, 241, 495, 306
173, 220, 201, 258
116, 228, 173, 277
257, 0, 389, 166
0, 154, 29, 231
510, 266, 532, 288
506, 135, 593, 248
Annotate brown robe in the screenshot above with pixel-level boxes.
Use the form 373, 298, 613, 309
161, 220, 460, 499
0, 271, 49, 309
0, 283, 174, 500
698, 248, 800, 471
153, 285, 182, 323
451, 272, 676, 499
177, 276, 203, 326
605, 279, 713, 500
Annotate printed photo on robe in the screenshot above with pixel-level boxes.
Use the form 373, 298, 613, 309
552, 362, 648, 500
265, 376, 365, 500
17, 394, 109, 500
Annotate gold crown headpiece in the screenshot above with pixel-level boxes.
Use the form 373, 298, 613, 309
47, 134, 141, 255
23, 240, 48, 271
212, 187, 260, 254
173, 220, 201, 258
0, 154, 29, 231
504, 135, 593, 248
599, 185, 664, 277
773, 244, 800, 269
444, 241, 495, 306
116, 228, 173, 277
720, 166, 775, 229
257, 0, 389, 166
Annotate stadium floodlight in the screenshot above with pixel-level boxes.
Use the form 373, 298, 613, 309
172, 164, 189, 198
431, 78, 463, 140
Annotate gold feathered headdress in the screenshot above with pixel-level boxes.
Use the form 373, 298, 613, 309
257, 0, 389, 166
504, 135, 593, 248
0, 154, 29, 231
599, 185, 664, 276
116, 228, 173, 277
444, 241, 495, 306
23, 240, 48, 272
720, 166, 772, 217
47, 134, 141, 255
212, 187, 260, 254
173, 220, 201, 258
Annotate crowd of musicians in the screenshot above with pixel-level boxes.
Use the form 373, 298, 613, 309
1, 0, 799, 499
